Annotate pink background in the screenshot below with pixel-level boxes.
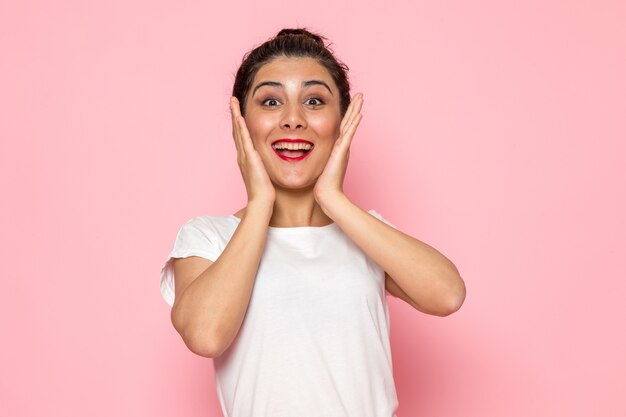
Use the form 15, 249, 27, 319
1, 1, 625, 416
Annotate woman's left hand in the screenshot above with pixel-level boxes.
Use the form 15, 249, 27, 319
314, 92, 364, 207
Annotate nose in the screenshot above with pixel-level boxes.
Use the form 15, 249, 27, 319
280, 102, 307, 130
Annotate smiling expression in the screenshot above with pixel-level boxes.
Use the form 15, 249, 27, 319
243, 56, 343, 190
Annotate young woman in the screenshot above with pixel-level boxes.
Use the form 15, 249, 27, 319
160, 27, 466, 417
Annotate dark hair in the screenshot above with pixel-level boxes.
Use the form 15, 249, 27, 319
232, 28, 351, 118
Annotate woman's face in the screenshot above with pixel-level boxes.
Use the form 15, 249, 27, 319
243, 56, 342, 191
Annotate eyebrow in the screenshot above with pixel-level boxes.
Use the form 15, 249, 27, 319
251, 80, 334, 97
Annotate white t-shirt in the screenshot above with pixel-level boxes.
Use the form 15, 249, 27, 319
160, 209, 400, 417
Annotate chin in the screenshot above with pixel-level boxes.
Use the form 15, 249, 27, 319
272, 177, 316, 191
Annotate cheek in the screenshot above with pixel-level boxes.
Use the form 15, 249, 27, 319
310, 116, 341, 139
245, 115, 275, 140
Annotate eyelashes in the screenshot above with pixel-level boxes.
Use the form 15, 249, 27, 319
260, 97, 325, 107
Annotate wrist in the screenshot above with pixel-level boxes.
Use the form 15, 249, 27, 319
318, 191, 350, 215
245, 199, 274, 217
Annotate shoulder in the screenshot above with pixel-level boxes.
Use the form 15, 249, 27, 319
182, 214, 236, 229
180, 214, 231, 231
178, 214, 239, 241
183, 214, 224, 223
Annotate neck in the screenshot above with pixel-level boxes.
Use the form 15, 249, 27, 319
269, 185, 333, 227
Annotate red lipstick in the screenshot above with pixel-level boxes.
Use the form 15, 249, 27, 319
271, 138, 315, 162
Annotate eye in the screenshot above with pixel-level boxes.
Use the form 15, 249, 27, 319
306, 97, 324, 106
261, 97, 281, 107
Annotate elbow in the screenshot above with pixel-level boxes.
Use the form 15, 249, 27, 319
188, 337, 223, 358
436, 274, 467, 317
182, 326, 225, 358
171, 308, 225, 358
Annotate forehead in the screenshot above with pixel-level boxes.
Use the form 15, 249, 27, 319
253, 57, 335, 89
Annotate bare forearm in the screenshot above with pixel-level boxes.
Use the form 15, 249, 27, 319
322, 194, 466, 316
172, 203, 272, 356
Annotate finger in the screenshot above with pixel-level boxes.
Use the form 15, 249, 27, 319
339, 113, 363, 150
230, 98, 239, 149
338, 96, 363, 146
230, 98, 239, 142
339, 94, 362, 140
339, 95, 356, 133
340, 93, 363, 134
339, 95, 357, 133
232, 98, 255, 156
345, 96, 364, 135
237, 114, 256, 155
230, 97, 244, 156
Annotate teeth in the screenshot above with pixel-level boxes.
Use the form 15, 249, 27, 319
272, 142, 313, 151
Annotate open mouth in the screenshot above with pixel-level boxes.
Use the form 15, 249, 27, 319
271, 140, 315, 162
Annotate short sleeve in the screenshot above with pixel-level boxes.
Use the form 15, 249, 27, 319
367, 209, 398, 229
159, 217, 221, 307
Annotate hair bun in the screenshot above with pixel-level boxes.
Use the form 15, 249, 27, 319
275, 28, 326, 47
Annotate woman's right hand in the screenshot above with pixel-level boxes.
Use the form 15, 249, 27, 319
230, 97, 276, 209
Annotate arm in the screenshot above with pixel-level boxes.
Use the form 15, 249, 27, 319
323, 195, 466, 317
171, 202, 272, 357
312, 92, 464, 316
